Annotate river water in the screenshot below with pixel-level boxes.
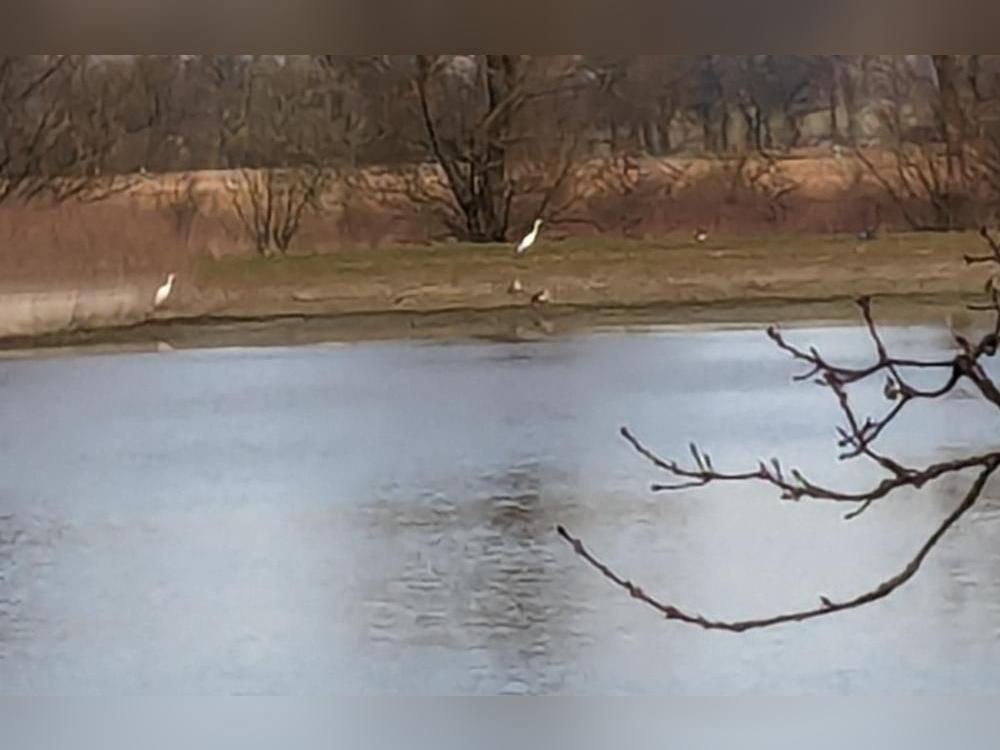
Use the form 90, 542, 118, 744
0, 323, 998, 695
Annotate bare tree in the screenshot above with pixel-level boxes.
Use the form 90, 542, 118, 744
0, 56, 153, 206
688, 56, 732, 154
407, 55, 594, 242
0, 55, 71, 203
560, 231, 1000, 631
188, 55, 255, 169
221, 58, 346, 257
856, 55, 988, 231
856, 144, 965, 231
582, 56, 695, 155
125, 55, 196, 173
228, 167, 327, 257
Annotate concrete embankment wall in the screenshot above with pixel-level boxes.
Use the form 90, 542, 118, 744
0, 285, 149, 338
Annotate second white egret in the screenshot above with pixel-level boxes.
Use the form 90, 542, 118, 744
516, 219, 543, 255
153, 272, 176, 308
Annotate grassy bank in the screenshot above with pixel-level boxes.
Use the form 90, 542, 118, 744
190, 231, 983, 314
0, 231, 991, 352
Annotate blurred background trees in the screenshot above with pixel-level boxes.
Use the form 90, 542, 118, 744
4, 54, 1000, 241
10, 55, 1000, 172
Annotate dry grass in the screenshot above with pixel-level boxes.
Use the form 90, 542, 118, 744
0, 150, 982, 295
1, 230, 988, 347
187, 231, 983, 320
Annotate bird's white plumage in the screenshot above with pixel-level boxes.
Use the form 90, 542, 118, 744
154, 273, 176, 308
516, 219, 543, 255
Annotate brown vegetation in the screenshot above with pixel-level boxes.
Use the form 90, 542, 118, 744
0, 149, 976, 288
2, 55, 1000, 317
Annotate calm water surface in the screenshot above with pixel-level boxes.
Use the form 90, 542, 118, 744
0, 324, 998, 694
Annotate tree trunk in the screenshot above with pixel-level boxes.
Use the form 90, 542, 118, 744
838, 59, 859, 144
931, 54, 967, 216
477, 55, 517, 242
932, 55, 965, 147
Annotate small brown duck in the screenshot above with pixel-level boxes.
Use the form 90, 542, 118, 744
531, 288, 551, 305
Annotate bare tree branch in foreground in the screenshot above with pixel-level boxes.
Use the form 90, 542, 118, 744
560, 230, 1000, 631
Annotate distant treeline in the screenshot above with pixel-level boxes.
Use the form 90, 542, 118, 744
4, 55, 1000, 240
4, 55, 999, 174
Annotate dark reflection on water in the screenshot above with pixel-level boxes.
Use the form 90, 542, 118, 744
0, 325, 998, 694
359, 462, 584, 694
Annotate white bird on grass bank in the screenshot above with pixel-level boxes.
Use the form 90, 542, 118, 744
153, 272, 176, 309
516, 219, 543, 255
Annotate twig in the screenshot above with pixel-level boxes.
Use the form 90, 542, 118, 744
560, 230, 1000, 630
557, 460, 997, 632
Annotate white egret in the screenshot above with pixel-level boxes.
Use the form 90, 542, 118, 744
508, 278, 524, 294
516, 219, 543, 255
694, 229, 708, 243
153, 272, 176, 309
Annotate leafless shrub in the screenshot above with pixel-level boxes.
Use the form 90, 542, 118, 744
855, 144, 978, 231
212, 57, 357, 256
723, 154, 801, 225
561, 230, 1000, 631
854, 56, 998, 231
542, 154, 692, 237
227, 167, 329, 256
